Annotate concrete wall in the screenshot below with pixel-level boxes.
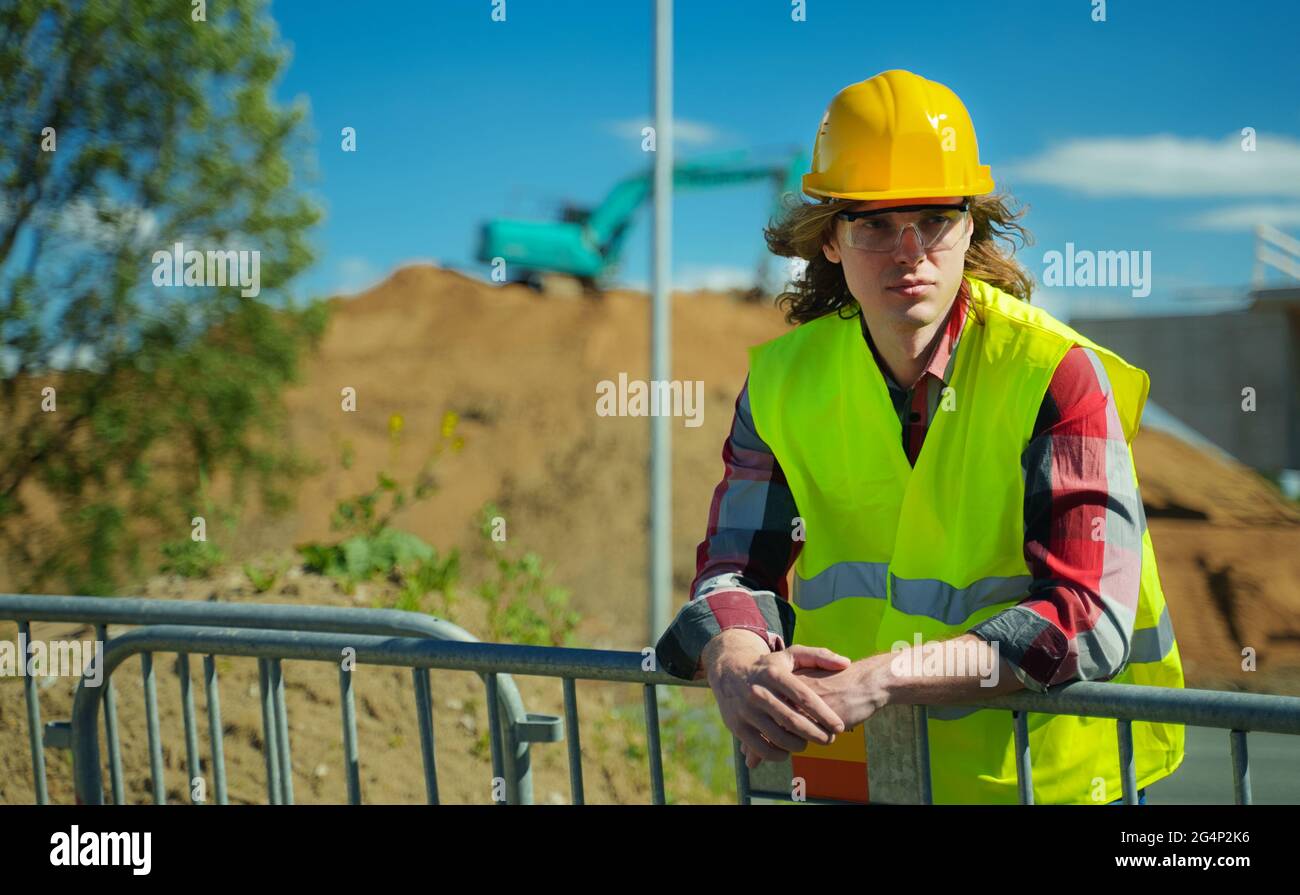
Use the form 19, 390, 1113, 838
1070, 309, 1296, 470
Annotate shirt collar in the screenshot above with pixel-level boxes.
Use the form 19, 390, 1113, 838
859, 278, 970, 391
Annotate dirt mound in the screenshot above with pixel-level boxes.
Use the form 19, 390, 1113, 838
1135, 429, 1300, 526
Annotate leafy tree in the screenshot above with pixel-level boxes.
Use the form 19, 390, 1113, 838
0, 0, 326, 593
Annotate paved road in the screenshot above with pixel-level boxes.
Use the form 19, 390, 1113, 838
1147, 725, 1299, 804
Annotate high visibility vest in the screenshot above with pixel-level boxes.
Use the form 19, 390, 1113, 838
746, 276, 1185, 804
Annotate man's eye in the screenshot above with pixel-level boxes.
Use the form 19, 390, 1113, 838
858, 219, 886, 229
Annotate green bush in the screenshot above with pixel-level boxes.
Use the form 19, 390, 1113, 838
159, 538, 225, 579
472, 503, 580, 646
295, 413, 461, 604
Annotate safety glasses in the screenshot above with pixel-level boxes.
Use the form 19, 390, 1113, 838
836, 201, 970, 253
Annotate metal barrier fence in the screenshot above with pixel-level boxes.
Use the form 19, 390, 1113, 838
7, 594, 1300, 805
63, 622, 1300, 806
0, 594, 559, 804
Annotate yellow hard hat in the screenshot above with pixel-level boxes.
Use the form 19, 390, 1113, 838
802, 69, 995, 201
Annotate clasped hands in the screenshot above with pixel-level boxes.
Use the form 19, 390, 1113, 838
702, 630, 890, 770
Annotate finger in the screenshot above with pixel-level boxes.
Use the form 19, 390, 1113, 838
749, 682, 837, 745
736, 721, 787, 764
787, 645, 852, 671
766, 673, 846, 735
744, 701, 807, 753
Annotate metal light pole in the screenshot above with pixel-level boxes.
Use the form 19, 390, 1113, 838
649, 0, 672, 646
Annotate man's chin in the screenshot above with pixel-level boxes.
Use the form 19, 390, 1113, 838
883, 297, 943, 327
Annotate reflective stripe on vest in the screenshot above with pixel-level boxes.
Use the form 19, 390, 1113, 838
795, 563, 1029, 623
1130, 604, 1176, 664
792, 561, 889, 608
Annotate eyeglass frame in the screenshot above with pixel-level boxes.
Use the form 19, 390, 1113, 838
834, 200, 972, 253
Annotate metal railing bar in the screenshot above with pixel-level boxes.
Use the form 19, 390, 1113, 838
178, 653, 201, 804
972, 685, 1300, 735
141, 652, 165, 803
97, 623, 125, 805
732, 737, 751, 805
257, 658, 281, 805
71, 625, 1300, 727
485, 673, 506, 803
643, 684, 665, 805
270, 658, 294, 805
1012, 710, 1033, 805
1117, 719, 1138, 804
339, 665, 361, 805
562, 677, 584, 804
18, 620, 49, 805
411, 668, 439, 805
202, 654, 228, 805
1230, 729, 1252, 805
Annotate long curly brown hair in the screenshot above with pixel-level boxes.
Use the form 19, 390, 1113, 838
764, 192, 1035, 325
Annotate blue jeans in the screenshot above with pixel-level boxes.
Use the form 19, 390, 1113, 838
1107, 787, 1147, 805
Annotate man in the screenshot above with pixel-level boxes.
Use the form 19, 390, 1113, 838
654, 70, 1184, 804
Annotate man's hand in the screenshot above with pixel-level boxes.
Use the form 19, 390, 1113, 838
702, 629, 851, 770
792, 657, 890, 732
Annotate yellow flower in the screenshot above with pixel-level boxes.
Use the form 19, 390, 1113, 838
440, 410, 458, 440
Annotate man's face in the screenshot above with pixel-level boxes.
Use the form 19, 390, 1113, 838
821, 195, 972, 329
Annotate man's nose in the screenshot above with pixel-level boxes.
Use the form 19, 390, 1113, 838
891, 224, 926, 264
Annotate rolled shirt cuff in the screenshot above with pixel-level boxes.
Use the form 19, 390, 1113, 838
654, 588, 795, 680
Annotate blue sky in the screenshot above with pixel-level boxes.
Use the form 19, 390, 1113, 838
269, 0, 1300, 319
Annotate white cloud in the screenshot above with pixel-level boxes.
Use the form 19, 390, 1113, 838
613, 264, 755, 293
675, 264, 755, 291
1183, 203, 1300, 231
1003, 132, 1300, 198
1029, 287, 1072, 322
602, 117, 725, 146
334, 256, 384, 294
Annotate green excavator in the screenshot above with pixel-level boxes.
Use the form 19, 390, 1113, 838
476, 149, 809, 296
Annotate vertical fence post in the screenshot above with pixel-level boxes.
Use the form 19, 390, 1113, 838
18, 620, 49, 805
411, 668, 439, 805
141, 652, 166, 803
562, 677, 585, 805
643, 683, 665, 805
732, 737, 752, 805
1013, 710, 1034, 805
257, 658, 281, 805
1117, 719, 1138, 805
202, 654, 228, 805
1230, 729, 1252, 805
339, 664, 361, 805
270, 658, 294, 805
178, 653, 202, 803
97, 623, 125, 805
485, 673, 506, 804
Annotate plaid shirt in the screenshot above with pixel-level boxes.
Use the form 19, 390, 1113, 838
655, 279, 1146, 692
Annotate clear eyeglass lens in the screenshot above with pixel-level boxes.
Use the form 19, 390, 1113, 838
845, 210, 966, 252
